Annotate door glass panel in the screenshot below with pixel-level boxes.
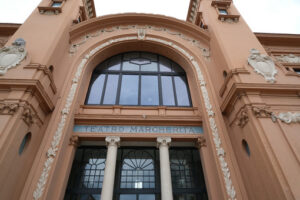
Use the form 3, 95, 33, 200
120, 194, 137, 200
119, 75, 139, 105
139, 194, 155, 200
103, 74, 119, 104
87, 74, 105, 104
174, 76, 190, 106
141, 76, 159, 105
161, 76, 175, 106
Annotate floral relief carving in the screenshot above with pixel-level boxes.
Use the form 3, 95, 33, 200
69, 25, 210, 59
276, 112, 300, 124
69, 136, 79, 147
0, 102, 19, 114
33, 36, 236, 200
248, 48, 277, 83
196, 136, 207, 149
236, 108, 249, 128
0, 38, 27, 75
275, 54, 300, 63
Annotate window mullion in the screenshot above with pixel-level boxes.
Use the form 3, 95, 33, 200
100, 73, 109, 105
171, 76, 178, 106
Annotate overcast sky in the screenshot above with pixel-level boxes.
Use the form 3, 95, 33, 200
0, 0, 299, 34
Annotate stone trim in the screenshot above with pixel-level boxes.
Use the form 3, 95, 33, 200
33, 36, 236, 200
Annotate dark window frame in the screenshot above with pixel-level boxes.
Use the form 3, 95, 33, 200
85, 52, 192, 107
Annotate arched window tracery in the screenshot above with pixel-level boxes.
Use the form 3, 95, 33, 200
85, 52, 192, 107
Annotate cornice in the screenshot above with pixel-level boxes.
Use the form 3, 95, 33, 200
69, 13, 210, 43
221, 83, 300, 113
0, 79, 54, 113
255, 32, 300, 47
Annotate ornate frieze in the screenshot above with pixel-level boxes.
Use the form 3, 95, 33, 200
0, 38, 27, 75
0, 102, 19, 114
275, 54, 300, 63
33, 36, 236, 200
276, 112, 300, 124
69, 25, 210, 59
248, 48, 277, 83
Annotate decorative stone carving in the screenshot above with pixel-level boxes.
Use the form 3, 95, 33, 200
137, 29, 146, 40
248, 48, 277, 83
69, 136, 79, 147
0, 102, 19, 114
34, 36, 236, 200
0, 38, 27, 75
22, 105, 35, 125
105, 136, 120, 147
0, 38, 8, 48
277, 112, 300, 124
69, 25, 210, 60
157, 136, 172, 147
196, 136, 207, 149
220, 17, 239, 23
236, 108, 249, 128
276, 54, 300, 63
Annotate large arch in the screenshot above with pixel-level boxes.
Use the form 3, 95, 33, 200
30, 14, 242, 200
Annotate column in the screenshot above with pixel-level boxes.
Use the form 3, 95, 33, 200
101, 136, 120, 200
157, 137, 173, 200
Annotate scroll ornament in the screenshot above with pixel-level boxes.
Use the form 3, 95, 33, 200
276, 54, 300, 63
277, 112, 300, 124
0, 38, 27, 75
248, 48, 277, 83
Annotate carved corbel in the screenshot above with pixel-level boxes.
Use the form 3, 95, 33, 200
236, 108, 249, 128
69, 136, 79, 147
22, 105, 35, 125
196, 136, 207, 149
0, 102, 19, 114
251, 106, 277, 122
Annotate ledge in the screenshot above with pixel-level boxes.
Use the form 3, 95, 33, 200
69, 13, 210, 43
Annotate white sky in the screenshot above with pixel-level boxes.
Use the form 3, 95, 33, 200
0, 0, 299, 34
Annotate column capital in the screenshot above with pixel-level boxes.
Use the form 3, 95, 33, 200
105, 136, 120, 147
196, 136, 207, 149
157, 136, 172, 148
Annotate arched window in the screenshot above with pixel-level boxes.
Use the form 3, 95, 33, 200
85, 52, 192, 107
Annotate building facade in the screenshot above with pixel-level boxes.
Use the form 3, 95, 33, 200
0, 0, 300, 199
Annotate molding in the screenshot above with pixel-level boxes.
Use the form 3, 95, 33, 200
24, 63, 57, 94
69, 24, 210, 59
0, 79, 54, 113
221, 82, 300, 113
0, 38, 27, 75
186, 0, 200, 23
33, 36, 236, 200
69, 13, 210, 43
219, 68, 250, 97
248, 48, 277, 83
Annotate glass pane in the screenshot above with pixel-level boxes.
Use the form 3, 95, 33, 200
159, 56, 172, 72
141, 62, 158, 72
87, 74, 105, 104
124, 52, 139, 60
141, 52, 157, 62
161, 76, 175, 106
174, 76, 190, 106
103, 74, 119, 104
107, 55, 121, 70
123, 61, 139, 71
120, 194, 137, 200
139, 194, 155, 200
141, 76, 159, 105
119, 75, 139, 105
172, 62, 184, 72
